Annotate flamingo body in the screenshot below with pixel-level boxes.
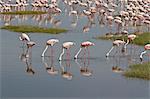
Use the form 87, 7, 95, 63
63, 42, 75, 49
19, 33, 30, 42
27, 41, 35, 48
81, 41, 95, 47
46, 39, 59, 46
144, 44, 150, 50
128, 34, 136, 41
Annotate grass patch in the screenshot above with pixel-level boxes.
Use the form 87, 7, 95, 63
123, 62, 150, 80
0, 11, 47, 15
96, 32, 150, 46
0, 25, 67, 34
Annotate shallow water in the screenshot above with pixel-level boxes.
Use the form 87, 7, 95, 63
0, 2, 150, 99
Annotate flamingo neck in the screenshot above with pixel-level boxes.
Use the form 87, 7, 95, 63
124, 39, 129, 48
74, 47, 82, 59
106, 46, 114, 57
140, 50, 147, 59
41, 45, 49, 57
59, 48, 65, 61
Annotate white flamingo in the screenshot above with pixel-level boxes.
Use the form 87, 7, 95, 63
106, 40, 126, 57
41, 39, 59, 57
140, 44, 150, 61
59, 42, 75, 61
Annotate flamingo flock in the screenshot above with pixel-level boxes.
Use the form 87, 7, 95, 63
19, 33, 95, 61
20, 32, 149, 63
0, 0, 150, 33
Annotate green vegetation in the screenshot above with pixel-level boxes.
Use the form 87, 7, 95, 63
0, 25, 67, 34
123, 62, 150, 80
96, 32, 150, 46
0, 11, 47, 15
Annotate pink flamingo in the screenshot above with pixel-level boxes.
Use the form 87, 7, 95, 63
106, 40, 126, 57
41, 39, 59, 57
74, 41, 95, 59
140, 44, 150, 61
123, 34, 136, 52
59, 42, 75, 61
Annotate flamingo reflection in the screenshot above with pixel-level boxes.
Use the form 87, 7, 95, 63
42, 57, 58, 75
111, 56, 124, 73
59, 61, 73, 80
19, 43, 35, 75
75, 59, 93, 77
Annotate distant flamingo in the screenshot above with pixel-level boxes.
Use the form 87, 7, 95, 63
41, 39, 59, 57
140, 44, 150, 61
106, 40, 126, 57
59, 42, 75, 61
74, 41, 95, 59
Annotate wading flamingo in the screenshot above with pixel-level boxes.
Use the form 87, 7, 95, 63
59, 41, 75, 61
74, 41, 95, 59
123, 34, 136, 52
19, 33, 30, 43
41, 39, 59, 57
106, 40, 126, 57
26, 41, 35, 58
140, 44, 150, 61
19, 33, 30, 48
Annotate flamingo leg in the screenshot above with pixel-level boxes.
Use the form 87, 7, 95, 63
51, 46, 53, 57
87, 47, 90, 66
84, 48, 86, 67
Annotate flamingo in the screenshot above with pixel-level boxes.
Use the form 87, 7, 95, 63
19, 33, 30, 42
26, 41, 35, 58
59, 41, 75, 61
74, 41, 94, 59
41, 39, 59, 57
19, 33, 30, 47
106, 40, 126, 57
123, 34, 136, 52
140, 44, 150, 61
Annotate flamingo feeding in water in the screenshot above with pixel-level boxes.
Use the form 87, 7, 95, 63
106, 40, 126, 57
123, 34, 136, 52
140, 44, 150, 61
19, 33, 30, 44
41, 39, 59, 57
74, 41, 95, 59
26, 41, 36, 58
59, 41, 75, 61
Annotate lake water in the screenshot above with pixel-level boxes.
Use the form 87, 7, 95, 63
0, 1, 150, 99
